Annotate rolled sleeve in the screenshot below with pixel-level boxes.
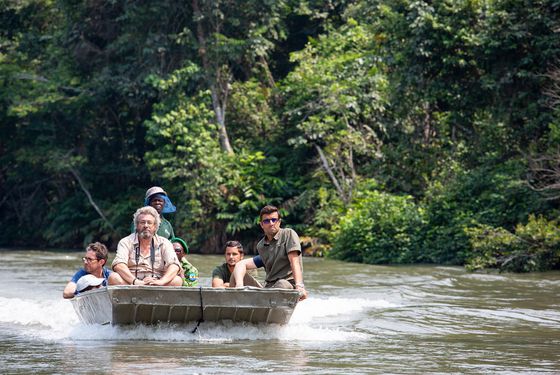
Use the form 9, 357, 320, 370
112, 234, 135, 269
160, 238, 181, 273
285, 229, 301, 254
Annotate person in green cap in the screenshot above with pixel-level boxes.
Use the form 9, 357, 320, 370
171, 237, 199, 287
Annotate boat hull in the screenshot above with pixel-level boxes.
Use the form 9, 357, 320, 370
70, 286, 300, 325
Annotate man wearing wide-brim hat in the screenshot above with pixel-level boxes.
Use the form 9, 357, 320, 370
131, 186, 176, 239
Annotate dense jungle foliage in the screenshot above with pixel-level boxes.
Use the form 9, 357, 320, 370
2, 0, 560, 272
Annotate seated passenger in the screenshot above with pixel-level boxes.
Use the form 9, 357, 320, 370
75, 274, 105, 294
109, 206, 182, 286
171, 237, 199, 287
231, 205, 308, 300
63, 242, 111, 299
212, 240, 261, 288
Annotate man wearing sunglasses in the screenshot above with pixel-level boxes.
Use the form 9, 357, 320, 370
63, 242, 112, 299
231, 205, 308, 300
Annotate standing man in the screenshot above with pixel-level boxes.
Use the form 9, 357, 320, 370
63, 242, 111, 299
110, 206, 182, 286
212, 240, 260, 288
232, 205, 308, 300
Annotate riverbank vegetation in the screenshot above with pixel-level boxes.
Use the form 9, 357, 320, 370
2, 0, 560, 272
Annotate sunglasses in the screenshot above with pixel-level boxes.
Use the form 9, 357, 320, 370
82, 257, 99, 263
261, 218, 279, 224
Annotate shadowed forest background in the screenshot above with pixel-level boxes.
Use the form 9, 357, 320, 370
2, 0, 560, 272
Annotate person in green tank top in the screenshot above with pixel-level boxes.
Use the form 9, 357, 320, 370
171, 237, 198, 287
211, 240, 260, 288
130, 186, 176, 239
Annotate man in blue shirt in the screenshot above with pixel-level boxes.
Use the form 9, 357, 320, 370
63, 242, 112, 298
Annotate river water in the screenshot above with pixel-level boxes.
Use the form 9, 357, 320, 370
1, 249, 559, 374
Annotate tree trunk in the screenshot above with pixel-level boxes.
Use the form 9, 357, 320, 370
192, 0, 234, 155
210, 79, 234, 155
422, 101, 432, 144
315, 143, 349, 204
68, 166, 116, 232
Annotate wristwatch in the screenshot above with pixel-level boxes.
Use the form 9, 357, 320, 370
295, 282, 305, 288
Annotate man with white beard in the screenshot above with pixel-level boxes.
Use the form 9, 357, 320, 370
109, 206, 182, 286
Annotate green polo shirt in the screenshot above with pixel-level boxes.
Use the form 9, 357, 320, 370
256, 227, 302, 284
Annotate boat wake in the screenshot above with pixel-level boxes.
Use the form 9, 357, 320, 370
1, 295, 390, 343
0, 296, 77, 328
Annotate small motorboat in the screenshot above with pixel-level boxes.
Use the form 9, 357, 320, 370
70, 285, 301, 326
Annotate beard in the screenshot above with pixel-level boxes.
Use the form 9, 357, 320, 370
139, 229, 152, 239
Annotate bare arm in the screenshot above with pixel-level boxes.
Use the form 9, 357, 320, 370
142, 240, 181, 286
144, 264, 180, 286
112, 238, 135, 284
212, 277, 226, 287
178, 263, 185, 279
232, 258, 257, 287
288, 251, 308, 300
63, 281, 77, 299
113, 263, 136, 284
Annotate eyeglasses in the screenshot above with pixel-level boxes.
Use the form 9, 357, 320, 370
261, 218, 279, 225
138, 220, 155, 227
82, 257, 99, 263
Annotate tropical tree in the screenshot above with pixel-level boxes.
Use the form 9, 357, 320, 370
282, 20, 388, 205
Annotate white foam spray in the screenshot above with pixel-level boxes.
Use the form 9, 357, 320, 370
2, 295, 393, 343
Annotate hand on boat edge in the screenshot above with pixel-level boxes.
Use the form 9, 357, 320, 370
296, 285, 308, 301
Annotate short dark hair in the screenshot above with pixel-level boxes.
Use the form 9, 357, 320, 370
259, 205, 280, 221
225, 240, 244, 254
86, 242, 108, 261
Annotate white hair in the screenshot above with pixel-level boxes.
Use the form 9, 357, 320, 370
133, 206, 161, 232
